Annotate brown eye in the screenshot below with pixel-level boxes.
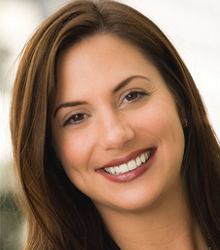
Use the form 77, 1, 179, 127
64, 113, 88, 126
72, 113, 85, 121
123, 91, 147, 103
126, 92, 138, 101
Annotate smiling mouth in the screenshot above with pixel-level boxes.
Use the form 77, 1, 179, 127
103, 150, 152, 175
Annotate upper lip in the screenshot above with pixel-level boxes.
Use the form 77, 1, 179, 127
98, 147, 154, 170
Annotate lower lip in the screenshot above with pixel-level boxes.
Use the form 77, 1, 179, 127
97, 149, 156, 183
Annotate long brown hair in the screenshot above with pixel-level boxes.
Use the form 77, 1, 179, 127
10, 0, 220, 249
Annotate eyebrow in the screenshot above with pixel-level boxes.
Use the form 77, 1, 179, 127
113, 75, 149, 93
53, 101, 87, 118
53, 75, 149, 118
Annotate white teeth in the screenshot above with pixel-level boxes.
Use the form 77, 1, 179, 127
104, 150, 152, 175
145, 151, 150, 161
109, 167, 115, 175
141, 153, 145, 163
145, 152, 148, 160
128, 160, 136, 170
120, 163, 129, 172
114, 166, 121, 175
136, 156, 142, 167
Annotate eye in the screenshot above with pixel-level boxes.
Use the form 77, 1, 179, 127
122, 91, 147, 103
63, 113, 88, 126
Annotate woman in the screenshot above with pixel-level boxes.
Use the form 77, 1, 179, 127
10, 0, 220, 249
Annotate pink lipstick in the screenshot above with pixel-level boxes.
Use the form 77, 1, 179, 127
96, 148, 156, 182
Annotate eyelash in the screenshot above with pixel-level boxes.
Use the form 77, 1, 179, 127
63, 90, 148, 126
121, 90, 148, 104
63, 113, 88, 126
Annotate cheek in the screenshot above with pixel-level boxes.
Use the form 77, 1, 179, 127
133, 102, 184, 148
134, 103, 185, 184
53, 131, 94, 171
145, 105, 185, 168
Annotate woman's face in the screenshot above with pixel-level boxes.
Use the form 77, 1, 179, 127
51, 34, 185, 214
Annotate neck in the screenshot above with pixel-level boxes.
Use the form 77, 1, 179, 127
96, 183, 208, 250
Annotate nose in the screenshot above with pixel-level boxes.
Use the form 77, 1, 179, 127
98, 110, 135, 150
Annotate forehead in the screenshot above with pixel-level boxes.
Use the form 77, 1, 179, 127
57, 34, 147, 74
55, 34, 153, 95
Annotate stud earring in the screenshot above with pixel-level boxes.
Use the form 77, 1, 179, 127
182, 118, 188, 128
